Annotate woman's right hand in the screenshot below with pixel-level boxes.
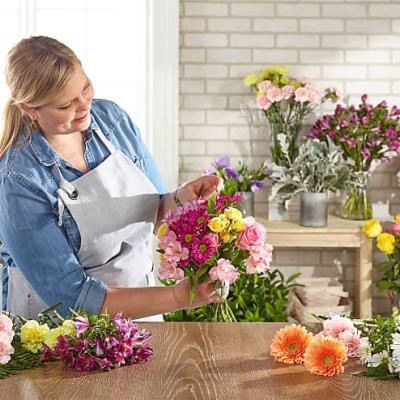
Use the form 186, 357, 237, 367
171, 278, 225, 310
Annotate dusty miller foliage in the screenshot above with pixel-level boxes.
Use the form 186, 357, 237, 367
269, 136, 352, 214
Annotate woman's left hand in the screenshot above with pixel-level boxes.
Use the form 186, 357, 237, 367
178, 176, 223, 203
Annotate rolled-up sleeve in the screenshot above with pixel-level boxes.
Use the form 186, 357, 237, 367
0, 173, 107, 316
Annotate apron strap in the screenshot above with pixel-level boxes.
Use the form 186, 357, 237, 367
94, 128, 117, 154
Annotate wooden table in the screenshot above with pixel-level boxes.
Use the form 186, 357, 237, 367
257, 215, 373, 319
0, 322, 398, 400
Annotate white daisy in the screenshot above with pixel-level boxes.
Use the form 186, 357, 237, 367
368, 350, 389, 368
359, 342, 373, 365
391, 333, 400, 352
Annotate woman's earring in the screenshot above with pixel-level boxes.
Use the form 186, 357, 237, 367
30, 118, 38, 130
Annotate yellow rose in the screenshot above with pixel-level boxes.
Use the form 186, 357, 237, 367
62, 319, 76, 337
231, 219, 246, 232
224, 207, 242, 221
275, 65, 289, 75
220, 232, 232, 244
377, 233, 396, 255
21, 320, 50, 353
208, 217, 226, 233
157, 223, 167, 237
396, 214, 400, 223
243, 73, 258, 86
362, 219, 382, 239
220, 214, 230, 231
43, 326, 64, 350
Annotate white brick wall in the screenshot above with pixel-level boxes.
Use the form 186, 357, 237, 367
179, 0, 400, 316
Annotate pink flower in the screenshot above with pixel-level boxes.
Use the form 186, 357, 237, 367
158, 230, 177, 250
164, 240, 185, 264
72, 316, 92, 336
256, 95, 271, 110
192, 236, 217, 265
159, 260, 184, 280
209, 259, 239, 284
258, 80, 273, 92
0, 331, 14, 365
281, 85, 294, 99
295, 87, 309, 103
237, 221, 267, 251
266, 87, 283, 103
205, 232, 220, 248
299, 76, 311, 85
338, 330, 362, 358
387, 222, 400, 235
307, 85, 323, 104
75, 354, 95, 372
245, 243, 273, 274
0, 315, 13, 342
321, 315, 356, 338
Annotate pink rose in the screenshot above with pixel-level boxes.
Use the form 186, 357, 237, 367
387, 222, 400, 236
258, 80, 273, 92
281, 85, 294, 99
0, 315, 13, 342
237, 222, 267, 251
209, 259, 239, 284
159, 261, 184, 281
266, 86, 283, 103
0, 331, 14, 365
294, 87, 309, 103
256, 95, 271, 110
245, 243, 273, 274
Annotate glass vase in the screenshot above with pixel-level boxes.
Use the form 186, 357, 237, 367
341, 173, 372, 220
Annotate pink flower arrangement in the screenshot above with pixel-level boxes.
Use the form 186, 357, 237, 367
157, 195, 273, 321
40, 312, 152, 372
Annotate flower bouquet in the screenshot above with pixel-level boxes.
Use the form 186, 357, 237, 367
308, 94, 400, 220
157, 194, 273, 322
363, 216, 400, 306
271, 311, 400, 379
244, 65, 340, 167
0, 303, 152, 378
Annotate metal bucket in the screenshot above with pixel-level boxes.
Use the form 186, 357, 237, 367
300, 192, 328, 227
238, 192, 254, 217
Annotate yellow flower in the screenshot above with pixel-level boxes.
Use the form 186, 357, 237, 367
220, 232, 232, 244
362, 219, 382, 239
21, 320, 50, 353
157, 223, 167, 237
208, 217, 226, 233
243, 73, 258, 86
262, 67, 275, 80
257, 90, 266, 96
274, 65, 289, 75
231, 219, 246, 232
272, 75, 280, 86
280, 77, 290, 85
220, 214, 230, 230
224, 207, 242, 221
396, 214, 400, 223
377, 233, 396, 255
43, 326, 64, 350
159, 253, 165, 261
61, 319, 76, 337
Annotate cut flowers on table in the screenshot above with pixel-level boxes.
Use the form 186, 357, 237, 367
244, 64, 340, 167
0, 303, 152, 379
203, 155, 271, 195
157, 194, 273, 322
363, 216, 400, 305
271, 309, 400, 379
308, 94, 400, 219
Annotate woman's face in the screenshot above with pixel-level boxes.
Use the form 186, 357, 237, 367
34, 63, 94, 140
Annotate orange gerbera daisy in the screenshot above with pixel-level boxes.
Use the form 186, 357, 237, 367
270, 324, 313, 364
304, 336, 348, 376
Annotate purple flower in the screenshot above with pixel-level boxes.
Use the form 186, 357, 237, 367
362, 116, 369, 127
224, 167, 239, 181
54, 335, 71, 355
74, 338, 90, 354
72, 316, 92, 336
377, 100, 387, 109
380, 156, 391, 163
385, 126, 397, 139
192, 236, 217, 265
361, 94, 368, 103
203, 167, 217, 176
367, 138, 377, 148
95, 337, 105, 357
250, 180, 264, 193
390, 105, 400, 116
60, 351, 75, 368
214, 155, 229, 168
335, 104, 345, 114
346, 139, 356, 148
339, 117, 349, 127
350, 113, 359, 124
40, 343, 58, 362
327, 131, 337, 139
75, 354, 95, 372
361, 148, 371, 160
131, 345, 153, 365
95, 357, 111, 371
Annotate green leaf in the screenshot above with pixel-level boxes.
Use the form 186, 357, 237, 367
207, 195, 216, 214
380, 262, 394, 275
222, 177, 238, 196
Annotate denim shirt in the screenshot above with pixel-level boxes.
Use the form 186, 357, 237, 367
0, 99, 167, 316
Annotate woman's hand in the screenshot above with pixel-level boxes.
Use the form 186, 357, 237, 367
172, 278, 224, 309
178, 175, 223, 204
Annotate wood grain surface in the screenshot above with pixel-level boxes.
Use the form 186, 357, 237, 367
0, 322, 399, 400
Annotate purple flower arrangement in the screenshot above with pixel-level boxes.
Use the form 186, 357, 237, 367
204, 155, 271, 195
40, 312, 153, 372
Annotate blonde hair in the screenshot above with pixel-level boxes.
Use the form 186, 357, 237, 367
0, 36, 81, 160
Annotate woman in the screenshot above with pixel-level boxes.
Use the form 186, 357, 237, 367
0, 36, 223, 320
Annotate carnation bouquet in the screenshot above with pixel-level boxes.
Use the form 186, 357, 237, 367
363, 216, 400, 305
157, 194, 273, 322
0, 303, 152, 378
308, 94, 400, 219
244, 65, 340, 167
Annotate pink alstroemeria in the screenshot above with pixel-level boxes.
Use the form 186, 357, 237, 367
72, 316, 92, 336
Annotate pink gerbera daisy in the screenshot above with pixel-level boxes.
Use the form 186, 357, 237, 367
192, 236, 217, 265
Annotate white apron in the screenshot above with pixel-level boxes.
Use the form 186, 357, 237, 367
7, 126, 161, 321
